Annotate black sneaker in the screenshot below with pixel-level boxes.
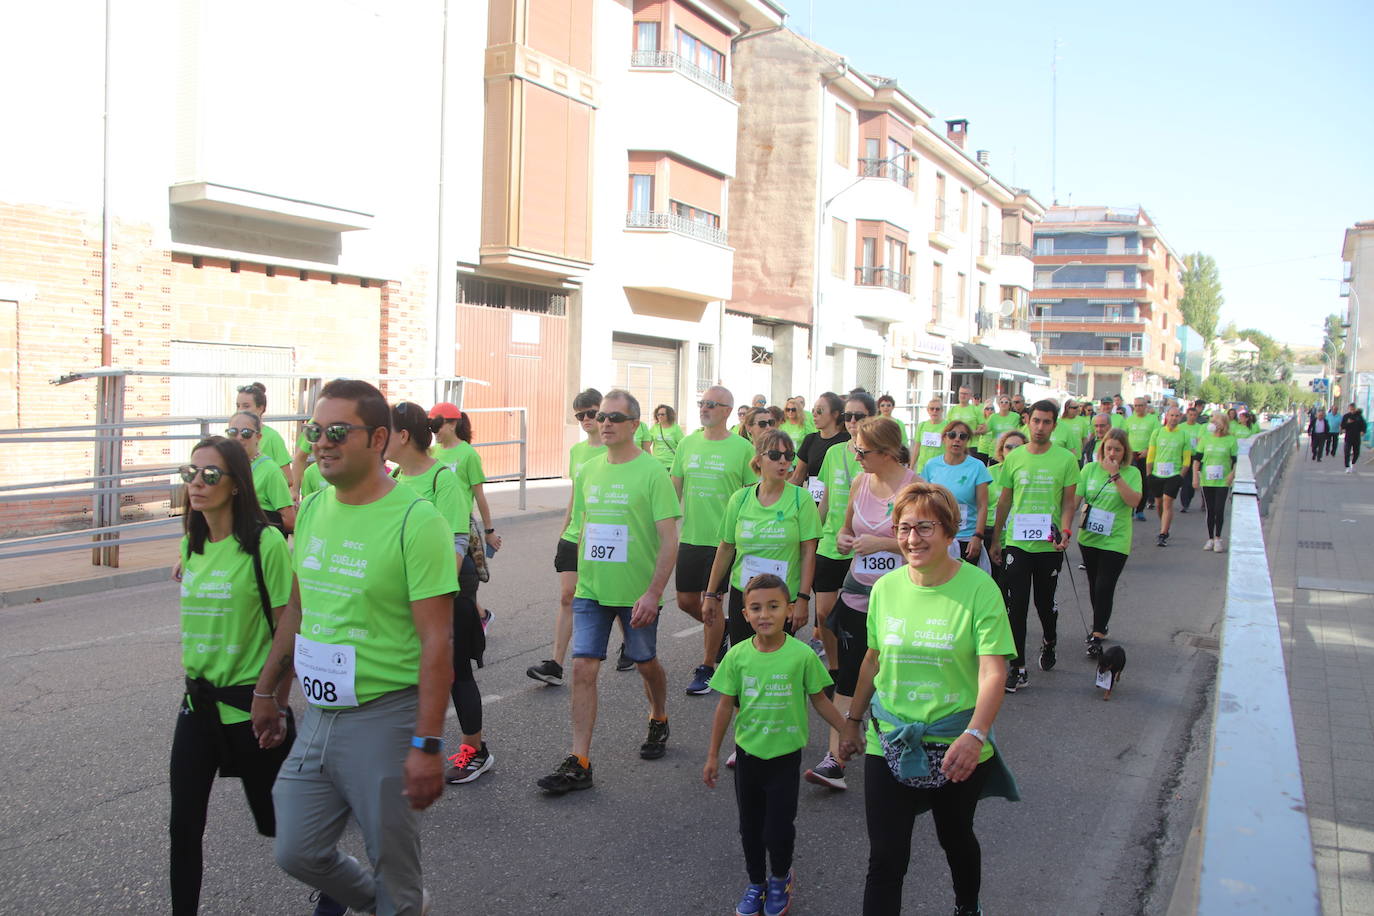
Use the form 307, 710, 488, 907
538, 755, 593, 794
953, 903, 983, 916
616, 644, 635, 672
1156, 532, 1168, 547
309, 890, 347, 916
526, 659, 564, 686
1004, 668, 1019, 694
640, 717, 669, 759
1086, 636, 1103, 658
1016, 668, 1029, 689
1038, 641, 1057, 671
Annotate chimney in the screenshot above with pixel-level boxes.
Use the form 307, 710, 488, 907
946, 118, 968, 149
975, 149, 990, 167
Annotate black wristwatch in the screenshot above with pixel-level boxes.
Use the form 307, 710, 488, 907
484, 528, 495, 534
410, 736, 443, 755
796, 592, 812, 602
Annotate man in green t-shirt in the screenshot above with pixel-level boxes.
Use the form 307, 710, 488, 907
947, 386, 982, 430
990, 399, 1079, 692
253, 379, 457, 916
540, 389, 682, 795
1178, 406, 1205, 513
1124, 396, 1158, 517
672, 386, 756, 696
1147, 406, 1192, 547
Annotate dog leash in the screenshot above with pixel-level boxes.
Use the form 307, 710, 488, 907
1062, 543, 1091, 638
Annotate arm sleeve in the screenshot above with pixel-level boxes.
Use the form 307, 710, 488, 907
707, 648, 739, 696
433, 469, 466, 534
461, 448, 487, 487
651, 465, 683, 522
803, 647, 834, 693
719, 489, 744, 544
797, 486, 822, 539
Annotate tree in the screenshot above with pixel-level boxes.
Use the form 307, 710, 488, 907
1201, 373, 1234, 405
1179, 253, 1224, 341
1174, 368, 1201, 398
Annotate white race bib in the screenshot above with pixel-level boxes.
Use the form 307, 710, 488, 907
921, 431, 941, 448
857, 551, 901, 575
1155, 461, 1176, 478
294, 634, 358, 708
806, 476, 826, 502
1096, 668, 1114, 690
741, 554, 788, 585
1085, 506, 1115, 537
583, 523, 628, 563
1205, 464, 1224, 481
1013, 513, 1052, 542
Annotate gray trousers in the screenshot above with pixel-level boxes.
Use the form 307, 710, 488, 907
273, 687, 424, 916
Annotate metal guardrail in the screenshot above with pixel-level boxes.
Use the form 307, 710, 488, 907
1031, 315, 1147, 325
854, 265, 910, 293
1188, 416, 1319, 913
628, 49, 734, 98
625, 210, 729, 246
859, 157, 912, 187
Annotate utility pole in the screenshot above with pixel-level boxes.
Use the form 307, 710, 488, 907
1051, 39, 1062, 206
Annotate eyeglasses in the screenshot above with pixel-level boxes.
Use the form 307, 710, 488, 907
224, 427, 257, 439
655, 412, 668, 418
179, 464, 225, 486
945, 431, 971, 441
785, 407, 797, 413
764, 449, 796, 462
841, 412, 868, 423
753, 418, 775, 428
927, 407, 943, 413
595, 412, 636, 424
304, 422, 378, 443
574, 409, 598, 421
697, 400, 731, 410
896, 521, 940, 538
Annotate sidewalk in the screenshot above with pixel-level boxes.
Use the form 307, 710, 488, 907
1268, 436, 1374, 914
0, 477, 571, 607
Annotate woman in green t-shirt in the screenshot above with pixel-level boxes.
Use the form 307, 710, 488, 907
1193, 412, 1239, 553
838, 480, 1017, 915
226, 412, 295, 534
172, 435, 296, 916
650, 404, 685, 469
1076, 428, 1144, 657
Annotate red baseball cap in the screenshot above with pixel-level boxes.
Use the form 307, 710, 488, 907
429, 402, 461, 420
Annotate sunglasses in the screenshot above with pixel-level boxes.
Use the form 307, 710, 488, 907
764, 449, 796, 462
304, 422, 378, 443
224, 427, 257, 439
235, 385, 260, 394
946, 431, 971, 441
596, 412, 636, 424
574, 409, 598, 421
841, 412, 869, 422
928, 407, 944, 413
785, 407, 798, 413
179, 464, 225, 486
853, 445, 875, 459
754, 418, 775, 428
698, 400, 731, 410
895, 521, 940, 538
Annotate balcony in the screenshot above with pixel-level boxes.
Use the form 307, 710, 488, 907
626, 210, 728, 247
1036, 246, 1142, 256
1001, 242, 1033, 258
1031, 314, 1148, 325
977, 236, 997, 271
855, 265, 909, 293
1040, 347, 1145, 364
859, 158, 912, 188
928, 197, 954, 251
1034, 281, 1148, 290
630, 50, 733, 99
621, 212, 733, 302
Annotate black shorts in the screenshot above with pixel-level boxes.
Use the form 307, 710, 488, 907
1150, 475, 1182, 499
553, 537, 578, 573
830, 595, 869, 696
814, 554, 853, 593
675, 543, 717, 594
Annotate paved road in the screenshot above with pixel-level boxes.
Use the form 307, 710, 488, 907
0, 496, 1230, 915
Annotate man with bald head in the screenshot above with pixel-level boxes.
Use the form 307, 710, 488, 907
671, 386, 757, 695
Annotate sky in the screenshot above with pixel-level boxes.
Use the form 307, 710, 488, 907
798, 0, 1374, 349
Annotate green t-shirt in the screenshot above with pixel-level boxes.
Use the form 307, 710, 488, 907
1124, 414, 1157, 453
913, 420, 946, 474
670, 431, 757, 547
561, 439, 607, 543
1232, 423, 1261, 440
259, 424, 291, 467
1108, 412, 1126, 430
997, 445, 1079, 551
649, 424, 685, 469
887, 415, 909, 447
300, 461, 329, 496
779, 421, 808, 449
1180, 422, 1206, 455
250, 454, 292, 512
1049, 419, 1082, 456
394, 462, 464, 535
1196, 433, 1238, 488
986, 463, 1005, 526
817, 443, 861, 560
1063, 415, 1091, 454
574, 451, 681, 606
179, 526, 292, 724
719, 483, 822, 597
865, 562, 1014, 760
636, 422, 654, 449
1077, 462, 1143, 555
293, 484, 458, 707
431, 441, 486, 528
1147, 426, 1192, 478
947, 404, 982, 430
709, 635, 833, 759
982, 412, 1022, 456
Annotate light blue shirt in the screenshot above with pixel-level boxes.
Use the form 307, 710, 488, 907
920, 454, 994, 538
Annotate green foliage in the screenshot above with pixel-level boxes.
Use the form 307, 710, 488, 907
1175, 368, 1201, 397
1180, 253, 1224, 341
1224, 329, 1294, 383
1200, 373, 1234, 404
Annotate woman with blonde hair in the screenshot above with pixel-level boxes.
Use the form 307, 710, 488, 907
1193, 411, 1238, 552
1076, 427, 1143, 657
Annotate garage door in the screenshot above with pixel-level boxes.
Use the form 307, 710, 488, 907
613, 334, 681, 418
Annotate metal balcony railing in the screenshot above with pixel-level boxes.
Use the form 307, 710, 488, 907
626, 210, 729, 246
629, 50, 734, 98
1031, 314, 1147, 324
1001, 241, 1032, 258
1034, 281, 1149, 290
855, 266, 910, 293
1041, 347, 1145, 357
1034, 246, 1143, 256
859, 157, 912, 188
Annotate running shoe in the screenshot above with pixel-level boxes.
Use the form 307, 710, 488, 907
1213, 540, 1226, 554
1180, 505, 1190, 513
803, 753, 847, 790
1004, 668, 1019, 694
1133, 511, 1146, 521
1015, 667, 1029, 690
309, 890, 347, 916
1156, 533, 1167, 547
1201, 538, 1214, 551
526, 659, 564, 686
616, 643, 635, 672
807, 637, 827, 660
952, 904, 983, 915
685, 664, 715, 695
640, 717, 670, 759
764, 869, 794, 916
537, 755, 593, 794
480, 609, 493, 635
445, 742, 494, 784
1086, 636, 1103, 658
1038, 640, 1056, 671
726, 749, 737, 769
736, 883, 766, 916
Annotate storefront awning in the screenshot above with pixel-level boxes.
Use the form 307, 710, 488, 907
952, 342, 1050, 384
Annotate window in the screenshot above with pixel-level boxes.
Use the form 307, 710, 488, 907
1161, 344, 1166, 360
1105, 305, 1121, 321
959, 189, 969, 232
934, 173, 947, 231
676, 28, 724, 81
887, 238, 907, 277
1106, 270, 1124, 288
629, 174, 653, 214
978, 282, 987, 314
980, 203, 990, 253
1107, 235, 1126, 254
1104, 338, 1122, 352
635, 20, 659, 51
670, 199, 719, 229
1161, 311, 1168, 329
957, 273, 967, 316
696, 343, 715, 393
1035, 237, 1054, 255
861, 237, 877, 269
831, 218, 847, 277
931, 262, 944, 323
834, 105, 850, 167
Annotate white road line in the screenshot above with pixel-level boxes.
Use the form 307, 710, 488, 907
673, 624, 703, 638
481, 694, 503, 703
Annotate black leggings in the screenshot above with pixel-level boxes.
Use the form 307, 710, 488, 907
1000, 546, 1062, 668
734, 748, 801, 884
831, 595, 869, 696
1328, 431, 1339, 456
1346, 437, 1362, 468
169, 706, 295, 916
1080, 544, 1128, 636
451, 592, 483, 736
863, 753, 991, 914
1311, 434, 1327, 460
1202, 487, 1229, 539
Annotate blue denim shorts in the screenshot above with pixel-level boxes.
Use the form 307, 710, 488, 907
572, 597, 659, 663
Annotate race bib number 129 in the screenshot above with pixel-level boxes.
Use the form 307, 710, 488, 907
1013, 513, 1052, 542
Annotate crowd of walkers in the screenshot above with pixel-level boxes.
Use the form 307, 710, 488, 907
171, 377, 1296, 915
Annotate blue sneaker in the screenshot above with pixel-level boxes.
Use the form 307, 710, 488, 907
735, 883, 765, 916
685, 664, 714, 695
309, 890, 347, 916
764, 870, 794, 916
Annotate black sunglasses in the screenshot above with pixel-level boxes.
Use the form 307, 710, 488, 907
764, 449, 796, 462
179, 464, 225, 486
596, 412, 636, 424
785, 407, 798, 413
574, 409, 598, 421
753, 418, 776, 428
224, 426, 257, 439
697, 399, 731, 410
304, 422, 378, 443
853, 445, 873, 459
841, 412, 868, 422
946, 431, 971, 441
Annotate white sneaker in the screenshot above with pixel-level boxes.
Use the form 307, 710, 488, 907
1213, 540, 1227, 553
1201, 539, 1214, 551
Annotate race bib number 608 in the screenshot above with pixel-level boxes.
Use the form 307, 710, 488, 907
294, 634, 358, 707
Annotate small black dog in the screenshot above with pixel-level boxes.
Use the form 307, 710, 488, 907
1096, 645, 1127, 701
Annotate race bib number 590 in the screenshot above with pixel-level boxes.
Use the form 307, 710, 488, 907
294, 634, 358, 707
584, 523, 629, 562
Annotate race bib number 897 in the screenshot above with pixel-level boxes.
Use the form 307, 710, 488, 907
583, 523, 629, 562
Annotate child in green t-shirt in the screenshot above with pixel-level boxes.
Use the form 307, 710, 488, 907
704, 574, 847, 916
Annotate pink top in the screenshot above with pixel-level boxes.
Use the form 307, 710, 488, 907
841, 468, 917, 612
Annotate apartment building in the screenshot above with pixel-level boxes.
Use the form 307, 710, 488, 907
1341, 221, 1374, 411
728, 29, 1043, 409
1030, 206, 1185, 402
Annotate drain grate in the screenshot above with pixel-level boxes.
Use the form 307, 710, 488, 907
1298, 540, 1334, 550
1299, 508, 1326, 514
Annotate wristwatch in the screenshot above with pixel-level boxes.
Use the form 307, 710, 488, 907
484, 528, 495, 534
796, 592, 812, 601
411, 735, 443, 755
704, 591, 723, 600
843, 710, 863, 722
962, 727, 986, 744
